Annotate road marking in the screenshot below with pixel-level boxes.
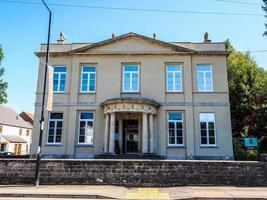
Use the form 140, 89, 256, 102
125, 188, 170, 199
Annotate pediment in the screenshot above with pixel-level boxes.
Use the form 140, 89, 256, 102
69, 33, 194, 54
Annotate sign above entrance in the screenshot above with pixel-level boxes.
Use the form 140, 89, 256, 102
103, 103, 157, 114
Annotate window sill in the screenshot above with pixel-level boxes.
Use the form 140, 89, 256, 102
166, 91, 184, 94
75, 144, 94, 147
194, 91, 214, 93
200, 145, 218, 148
121, 92, 140, 94
167, 145, 185, 149
45, 144, 62, 146
78, 92, 96, 94
53, 92, 68, 94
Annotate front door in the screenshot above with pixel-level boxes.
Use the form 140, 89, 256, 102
123, 120, 138, 154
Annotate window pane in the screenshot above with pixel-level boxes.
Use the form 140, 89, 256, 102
81, 112, 93, 120
208, 122, 214, 129
198, 65, 211, 71
169, 137, 175, 144
201, 130, 206, 137
54, 66, 67, 73
50, 113, 63, 119
169, 129, 175, 137
176, 129, 183, 137
200, 113, 215, 122
200, 122, 206, 129
201, 137, 207, 144
177, 137, 183, 144
209, 137, 215, 144
124, 66, 138, 71
167, 65, 180, 72
198, 72, 205, 91
209, 130, 215, 137
167, 72, 174, 91
174, 72, 182, 91
169, 113, 182, 121
176, 122, 182, 129
83, 66, 96, 72
168, 122, 175, 129
132, 78, 138, 91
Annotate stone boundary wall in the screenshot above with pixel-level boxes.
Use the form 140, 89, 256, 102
0, 159, 266, 187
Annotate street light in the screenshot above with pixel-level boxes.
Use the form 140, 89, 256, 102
35, 0, 52, 187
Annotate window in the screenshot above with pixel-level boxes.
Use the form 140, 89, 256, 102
78, 112, 94, 145
19, 129, 22, 136
166, 64, 182, 92
53, 66, 67, 93
47, 113, 63, 144
123, 65, 139, 92
168, 112, 184, 146
197, 65, 213, 92
200, 113, 216, 146
26, 130, 30, 136
80, 65, 96, 93
0, 126, 2, 134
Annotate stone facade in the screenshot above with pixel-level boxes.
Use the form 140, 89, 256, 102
0, 159, 266, 186
31, 32, 233, 159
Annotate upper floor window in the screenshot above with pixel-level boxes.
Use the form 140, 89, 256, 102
166, 64, 182, 92
168, 112, 184, 146
197, 65, 213, 92
123, 65, 139, 93
78, 112, 94, 145
80, 65, 96, 93
53, 66, 67, 93
26, 130, 30, 136
200, 113, 216, 146
0, 126, 2, 134
19, 129, 23, 136
47, 113, 63, 144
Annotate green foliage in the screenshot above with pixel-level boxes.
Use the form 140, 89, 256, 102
0, 46, 8, 104
226, 40, 267, 160
263, 0, 267, 36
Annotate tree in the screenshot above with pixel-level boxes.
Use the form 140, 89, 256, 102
263, 0, 267, 36
226, 39, 267, 159
0, 46, 8, 104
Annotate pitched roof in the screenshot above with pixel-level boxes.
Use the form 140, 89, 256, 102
1, 134, 27, 143
0, 105, 32, 129
19, 112, 34, 125
68, 32, 195, 54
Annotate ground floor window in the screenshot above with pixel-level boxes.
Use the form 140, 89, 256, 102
168, 112, 184, 146
200, 113, 216, 146
47, 113, 63, 144
78, 112, 94, 145
0, 144, 6, 151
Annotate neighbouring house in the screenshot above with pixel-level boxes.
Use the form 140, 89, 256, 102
31, 32, 233, 159
0, 105, 33, 155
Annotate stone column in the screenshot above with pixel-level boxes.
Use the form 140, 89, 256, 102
149, 114, 154, 154
142, 113, 148, 154
104, 114, 110, 153
109, 113, 115, 154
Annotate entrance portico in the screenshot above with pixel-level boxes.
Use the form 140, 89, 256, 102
100, 97, 160, 155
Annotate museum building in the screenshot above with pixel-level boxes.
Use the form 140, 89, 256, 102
31, 32, 233, 159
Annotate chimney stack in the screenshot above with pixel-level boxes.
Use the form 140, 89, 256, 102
153, 33, 156, 39
112, 33, 116, 38
204, 32, 211, 43
57, 32, 67, 44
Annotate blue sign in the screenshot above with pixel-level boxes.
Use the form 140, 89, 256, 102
244, 137, 258, 147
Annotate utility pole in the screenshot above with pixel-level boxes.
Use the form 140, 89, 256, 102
35, 0, 52, 187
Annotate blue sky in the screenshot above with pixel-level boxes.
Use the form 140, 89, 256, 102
0, 0, 267, 113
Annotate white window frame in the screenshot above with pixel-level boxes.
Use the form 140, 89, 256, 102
78, 112, 94, 145
122, 65, 140, 93
46, 112, 63, 145
167, 112, 184, 147
199, 113, 217, 147
197, 65, 214, 92
80, 65, 96, 93
166, 64, 183, 92
53, 66, 67, 93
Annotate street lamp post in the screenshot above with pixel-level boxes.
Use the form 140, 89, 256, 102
34, 0, 52, 187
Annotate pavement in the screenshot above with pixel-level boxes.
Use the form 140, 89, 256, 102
0, 185, 267, 199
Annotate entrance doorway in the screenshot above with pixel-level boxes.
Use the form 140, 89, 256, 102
123, 120, 138, 154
